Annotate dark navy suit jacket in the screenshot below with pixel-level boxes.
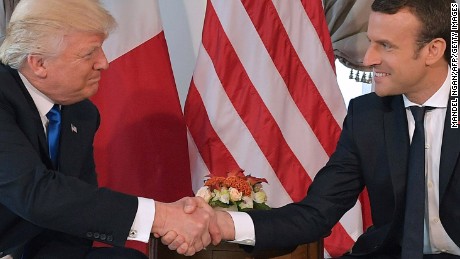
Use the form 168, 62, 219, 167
0, 64, 138, 257
248, 92, 460, 257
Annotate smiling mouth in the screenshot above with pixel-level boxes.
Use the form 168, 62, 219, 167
374, 71, 390, 77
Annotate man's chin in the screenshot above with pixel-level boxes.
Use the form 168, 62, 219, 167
375, 91, 389, 97
86, 84, 99, 97
374, 85, 393, 97
374, 87, 401, 98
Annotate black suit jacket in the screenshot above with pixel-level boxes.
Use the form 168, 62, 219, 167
248, 92, 460, 256
0, 64, 139, 257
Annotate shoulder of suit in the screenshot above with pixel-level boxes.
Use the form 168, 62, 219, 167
0, 63, 20, 86
68, 99, 97, 110
64, 99, 99, 120
352, 93, 401, 107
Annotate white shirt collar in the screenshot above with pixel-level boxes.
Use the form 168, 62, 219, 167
18, 72, 55, 116
403, 67, 451, 108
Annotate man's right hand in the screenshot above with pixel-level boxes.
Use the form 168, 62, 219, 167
160, 198, 237, 255
151, 197, 221, 255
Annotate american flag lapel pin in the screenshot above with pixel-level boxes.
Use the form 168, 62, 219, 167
71, 124, 78, 133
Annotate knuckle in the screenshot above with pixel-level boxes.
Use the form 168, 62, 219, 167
202, 212, 211, 221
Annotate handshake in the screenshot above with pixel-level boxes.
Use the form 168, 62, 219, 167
151, 197, 235, 256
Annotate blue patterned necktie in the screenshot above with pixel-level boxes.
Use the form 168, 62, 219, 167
46, 104, 61, 168
401, 106, 431, 258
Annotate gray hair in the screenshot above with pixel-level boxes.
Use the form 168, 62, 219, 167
0, 0, 116, 69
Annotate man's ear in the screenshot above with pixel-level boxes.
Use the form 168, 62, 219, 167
425, 38, 447, 66
26, 54, 47, 78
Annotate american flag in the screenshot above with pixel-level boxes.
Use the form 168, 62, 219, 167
184, 0, 367, 257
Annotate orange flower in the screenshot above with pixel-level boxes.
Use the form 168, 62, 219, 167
197, 169, 271, 211
202, 169, 267, 197
247, 175, 268, 185
223, 176, 252, 196
227, 168, 246, 178
204, 176, 225, 191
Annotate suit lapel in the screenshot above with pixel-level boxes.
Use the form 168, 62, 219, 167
439, 96, 460, 200
58, 105, 92, 176
384, 96, 410, 209
9, 67, 53, 168
36, 117, 52, 169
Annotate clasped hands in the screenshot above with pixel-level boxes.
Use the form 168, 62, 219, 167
151, 197, 234, 256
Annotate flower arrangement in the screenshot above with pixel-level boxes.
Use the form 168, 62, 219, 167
195, 169, 270, 211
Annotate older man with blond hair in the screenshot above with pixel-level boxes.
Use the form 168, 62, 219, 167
0, 0, 219, 258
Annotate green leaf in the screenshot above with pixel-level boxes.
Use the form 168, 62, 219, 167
238, 203, 271, 212
253, 203, 271, 210
210, 200, 231, 208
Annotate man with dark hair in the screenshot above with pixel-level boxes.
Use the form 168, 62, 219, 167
166, 0, 458, 258
371, 0, 451, 64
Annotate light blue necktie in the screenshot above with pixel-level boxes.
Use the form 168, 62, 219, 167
46, 104, 61, 168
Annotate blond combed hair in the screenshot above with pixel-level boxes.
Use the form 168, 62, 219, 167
0, 0, 116, 69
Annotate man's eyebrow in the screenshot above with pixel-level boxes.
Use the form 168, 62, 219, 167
374, 39, 395, 46
367, 34, 393, 44
79, 45, 99, 54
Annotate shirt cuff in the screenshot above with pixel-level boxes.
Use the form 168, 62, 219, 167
227, 211, 256, 246
128, 197, 155, 243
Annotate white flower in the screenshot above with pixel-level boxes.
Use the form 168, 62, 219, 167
196, 186, 212, 203
219, 187, 230, 204
229, 187, 243, 202
253, 189, 267, 204
212, 189, 221, 201
239, 196, 254, 209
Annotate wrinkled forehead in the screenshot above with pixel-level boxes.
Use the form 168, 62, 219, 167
52, 31, 106, 55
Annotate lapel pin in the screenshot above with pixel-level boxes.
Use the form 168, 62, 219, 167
71, 124, 78, 133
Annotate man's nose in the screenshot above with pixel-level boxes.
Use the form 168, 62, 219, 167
363, 45, 380, 67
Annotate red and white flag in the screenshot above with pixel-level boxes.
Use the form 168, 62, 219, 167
185, 0, 368, 257
92, 0, 192, 254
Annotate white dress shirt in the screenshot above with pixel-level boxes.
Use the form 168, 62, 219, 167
230, 68, 459, 256
19, 72, 155, 243
403, 68, 459, 255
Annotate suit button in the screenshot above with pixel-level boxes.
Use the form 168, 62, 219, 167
100, 234, 107, 241
107, 235, 113, 242
94, 232, 100, 239
86, 232, 93, 238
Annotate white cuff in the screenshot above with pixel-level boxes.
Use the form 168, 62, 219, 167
128, 197, 155, 243
227, 211, 256, 246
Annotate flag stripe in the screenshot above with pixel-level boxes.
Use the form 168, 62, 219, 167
187, 44, 294, 206
240, 0, 357, 249
325, 223, 357, 256
340, 202, 364, 239
96, 32, 191, 199
273, 1, 347, 125
298, 0, 336, 66
95, 1, 192, 255
186, 0, 365, 256
203, 1, 311, 202
242, 0, 341, 157
212, 0, 331, 185
187, 128, 211, 192
185, 82, 240, 176
101, 0, 163, 62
